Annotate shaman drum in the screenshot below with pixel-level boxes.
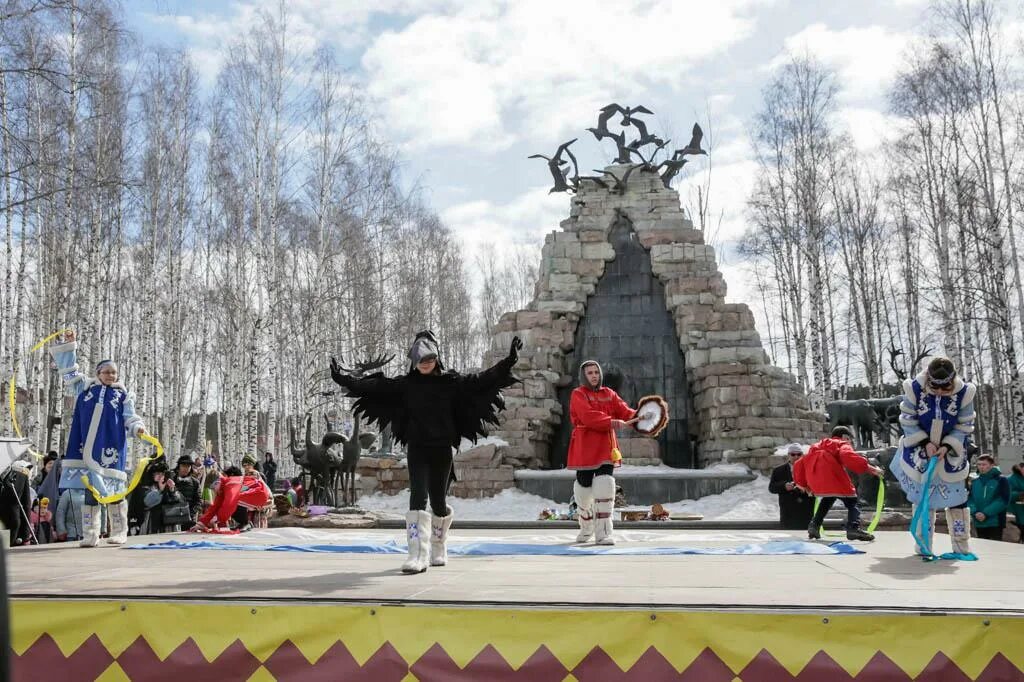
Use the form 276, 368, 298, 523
633, 395, 670, 438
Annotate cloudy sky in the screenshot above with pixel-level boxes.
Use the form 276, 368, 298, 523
125, 0, 931, 310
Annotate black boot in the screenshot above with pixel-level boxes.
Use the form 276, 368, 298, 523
846, 527, 875, 542
807, 521, 820, 540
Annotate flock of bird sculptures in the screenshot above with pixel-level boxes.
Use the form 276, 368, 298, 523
288, 354, 394, 507
529, 103, 707, 194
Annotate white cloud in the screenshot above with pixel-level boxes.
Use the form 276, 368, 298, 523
363, 0, 775, 151
836, 107, 901, 154
441, 186, 567, 254
771, 23, 914, 103
675, 158, 758, 246
145, 0, 456, 84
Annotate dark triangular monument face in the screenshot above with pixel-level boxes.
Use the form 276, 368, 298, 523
553, 212, 693, 468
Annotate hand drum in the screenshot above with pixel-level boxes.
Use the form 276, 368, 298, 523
633, 395, 670, 438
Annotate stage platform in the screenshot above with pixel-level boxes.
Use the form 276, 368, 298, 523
8, 528, 1024, 681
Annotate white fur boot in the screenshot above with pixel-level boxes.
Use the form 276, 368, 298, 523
945, 507, 972, 555
573, 481, 595, 543
430, 506, 454, 567
593, 475, 616, 546
80, 504, 101, 548
402, 510, 431, 574
107, 501, 129, 545
911, 504, 935, 555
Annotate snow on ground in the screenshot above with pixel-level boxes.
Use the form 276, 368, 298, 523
358, 487, 559, 521
357, 474, 777, 521
458, 436, 509, 452
660, 476, 776, 521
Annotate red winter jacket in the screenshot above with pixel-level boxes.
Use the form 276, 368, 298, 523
567, 386, 635, 470
792, 437, 869, 497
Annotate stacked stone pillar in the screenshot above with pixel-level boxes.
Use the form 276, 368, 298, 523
484, 166, 823, 472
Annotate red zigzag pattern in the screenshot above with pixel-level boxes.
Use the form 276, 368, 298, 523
10, 635, 1024, 681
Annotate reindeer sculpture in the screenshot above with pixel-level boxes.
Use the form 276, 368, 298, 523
339, 415, 377, 506
878, 341, 933, 443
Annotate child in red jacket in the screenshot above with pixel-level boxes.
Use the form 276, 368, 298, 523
794, 426, 883, 541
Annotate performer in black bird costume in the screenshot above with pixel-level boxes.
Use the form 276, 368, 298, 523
331, 331, 522, 574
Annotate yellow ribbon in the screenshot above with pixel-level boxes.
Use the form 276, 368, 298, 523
6, 328, 71, 459
80, 433, 164, 505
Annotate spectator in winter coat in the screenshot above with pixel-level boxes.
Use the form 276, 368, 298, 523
30, 498, 53, 544
794, 426, 882, 542
1008, 463, 1024, 543
143, 466, 185, 534
201, 457, 220, 508
769, 444, 815, 530
967, 455, 1010, 541
0, 462, 34, 546
55, 488, 106, 542
263, 452, 278, 492
286, 477, 305, 508
32, 452, 58, 490
172, 455, 202, 529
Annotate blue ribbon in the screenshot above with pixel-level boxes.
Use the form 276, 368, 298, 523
909, 456, 978, 562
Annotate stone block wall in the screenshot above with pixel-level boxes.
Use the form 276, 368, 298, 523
356, 443, 517, 500
483, 165, 824, 472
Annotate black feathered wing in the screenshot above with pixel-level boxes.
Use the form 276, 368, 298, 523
342, 374, 410, 445
453, 357, 519, 446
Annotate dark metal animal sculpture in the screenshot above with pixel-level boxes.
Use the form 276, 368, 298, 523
588, 103, 657, 163
339, 415, 377, 507
867, 396, 902, 446
529, 138, 579, 194
593, 165, 641, 194
288, 419, 310, 491
300, 412, 347, 506
887, 341, 931, 382
826, 399, 886, 449
657, 124, 707, 188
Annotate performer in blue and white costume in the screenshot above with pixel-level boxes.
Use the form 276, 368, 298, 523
890, 356, 975, 556
49, 329, 147, 547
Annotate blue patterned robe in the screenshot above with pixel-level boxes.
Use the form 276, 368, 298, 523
50, 341, 146, 498
890, 371, 975, 508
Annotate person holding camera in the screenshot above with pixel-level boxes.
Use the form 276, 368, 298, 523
142, 464, 188, 534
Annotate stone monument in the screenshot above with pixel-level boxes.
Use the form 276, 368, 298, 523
482, 105, 822, 474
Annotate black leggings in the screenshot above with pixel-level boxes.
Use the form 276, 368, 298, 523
575, 464, 615, 487
408, 444, 454, 516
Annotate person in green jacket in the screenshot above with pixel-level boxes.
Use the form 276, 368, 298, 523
1007, 462, 1024, 543
967, 455, 1010, 541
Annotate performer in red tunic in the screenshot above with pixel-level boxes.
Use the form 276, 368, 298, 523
567, 360, 637, 545
191, 466, 271, 532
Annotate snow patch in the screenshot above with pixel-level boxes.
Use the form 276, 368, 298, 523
357, 474, 778, 521
458, 436, 510, 452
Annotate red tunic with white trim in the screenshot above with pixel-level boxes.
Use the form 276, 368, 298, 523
567, 386, 635, 470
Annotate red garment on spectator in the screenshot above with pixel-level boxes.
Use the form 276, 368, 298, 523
567, 386, 635, 470
198, 474, 271, 528
793, 436, 870, 497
